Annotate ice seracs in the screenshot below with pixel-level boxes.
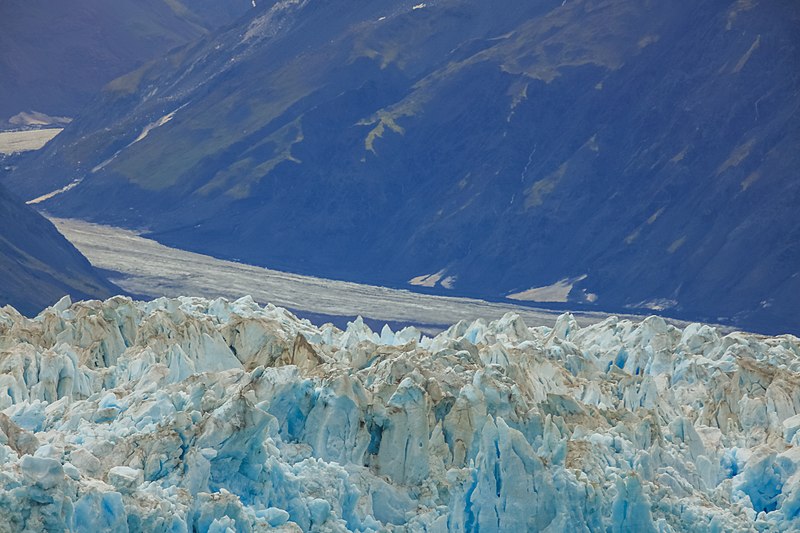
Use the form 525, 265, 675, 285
1, 295, 799, 531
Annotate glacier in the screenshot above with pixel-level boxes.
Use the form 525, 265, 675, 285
0, 295, 799, 532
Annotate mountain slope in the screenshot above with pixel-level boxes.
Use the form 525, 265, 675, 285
8, 0, 800, 333
0, 0, 254, 125
0, 184, 120, 315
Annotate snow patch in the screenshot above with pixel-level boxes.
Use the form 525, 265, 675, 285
129, 106, 184, 146
409, 269, 446, 287
25, 178, 82, 205
507, 274, 587, 302
409, 270, 456, 290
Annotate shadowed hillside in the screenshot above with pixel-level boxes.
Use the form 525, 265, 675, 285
7, 0, 799, 333
0, 184, 120, 315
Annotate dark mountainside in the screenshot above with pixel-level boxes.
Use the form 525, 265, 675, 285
7, 0, 800, 334
0, 184, 121, 315
0, 0, 254, 125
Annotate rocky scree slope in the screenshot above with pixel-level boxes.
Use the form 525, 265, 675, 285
1, 295, 800, 531
9, 0, 800, 334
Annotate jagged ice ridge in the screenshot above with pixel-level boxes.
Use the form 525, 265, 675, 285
1, 295, 799, 532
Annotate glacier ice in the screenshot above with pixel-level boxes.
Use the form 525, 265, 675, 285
0, 295, 799, 531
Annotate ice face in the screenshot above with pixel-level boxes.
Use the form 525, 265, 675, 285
0, 295, 799, 531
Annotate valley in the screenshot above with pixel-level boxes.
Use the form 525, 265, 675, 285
10, 0, 797, 335
51, 217, 667, 332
